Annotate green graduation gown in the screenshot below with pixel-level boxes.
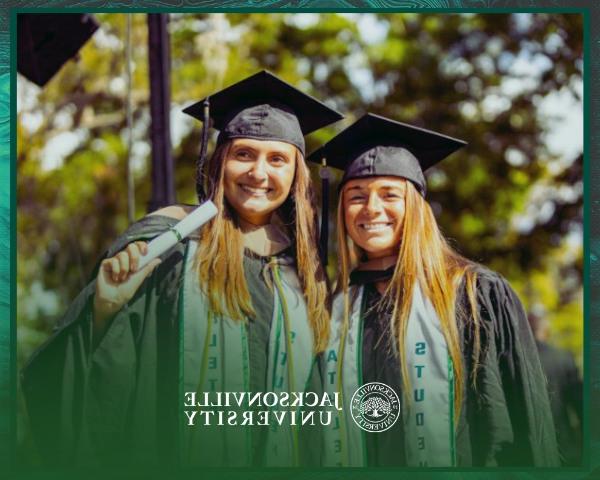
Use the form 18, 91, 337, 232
21, 214, 321, 467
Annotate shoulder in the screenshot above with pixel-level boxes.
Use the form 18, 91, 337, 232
104, 204, 196, 259
463, 265, 519, 305
470, 264, 507, 286
465, 267, 532, 342
124, 204, 197, 242
147, 204, 196, 220
458, 264, 527, 328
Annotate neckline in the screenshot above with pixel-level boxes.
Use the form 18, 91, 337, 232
349, 265, 396, 286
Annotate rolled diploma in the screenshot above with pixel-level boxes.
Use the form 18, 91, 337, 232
137, 200, 218, 269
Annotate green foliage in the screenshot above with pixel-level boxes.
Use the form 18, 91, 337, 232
17, 13, 583, 366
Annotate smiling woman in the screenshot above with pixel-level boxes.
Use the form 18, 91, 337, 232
310, 113, 560, 467
21, 71, 343, 468
223, 138, 297, 226
343, 177, 407, 260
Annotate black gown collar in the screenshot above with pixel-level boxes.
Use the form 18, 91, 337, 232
349, 266, 396, 286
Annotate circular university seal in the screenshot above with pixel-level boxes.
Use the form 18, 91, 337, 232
350, 382, 401, 432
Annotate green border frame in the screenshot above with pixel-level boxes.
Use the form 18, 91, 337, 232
2, 1, 595, 478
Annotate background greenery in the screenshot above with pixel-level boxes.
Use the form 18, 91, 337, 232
16, 13, 583, 371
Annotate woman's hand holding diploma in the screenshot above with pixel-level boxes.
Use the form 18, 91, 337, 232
93, 241, 161, 332
93, 200, 218, 333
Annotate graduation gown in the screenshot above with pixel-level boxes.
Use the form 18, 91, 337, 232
323, 267, 560, 467
21, 214, 321, 467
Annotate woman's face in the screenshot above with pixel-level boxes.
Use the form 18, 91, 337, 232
343, 176, 407, 259
223, 138, 297, 225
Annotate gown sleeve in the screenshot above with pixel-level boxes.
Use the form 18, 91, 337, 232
468, 270, 560, 466
20, 215, 181, 465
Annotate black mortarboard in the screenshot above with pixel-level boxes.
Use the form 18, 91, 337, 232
18, 14, 99, 87
308, 113, 466, 266
183, 71, 343, 267
183, 70, 343, 157
308, 113, 467, 197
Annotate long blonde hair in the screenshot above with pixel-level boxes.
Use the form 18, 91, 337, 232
336, 180, 482, 422
196, 141, 330, 352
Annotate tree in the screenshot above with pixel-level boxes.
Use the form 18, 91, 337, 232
17, 12, 583, 366
361, 396, 391, 419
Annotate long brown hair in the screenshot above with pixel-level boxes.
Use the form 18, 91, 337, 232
336, 179, 482, 422
196, 141, 330, 352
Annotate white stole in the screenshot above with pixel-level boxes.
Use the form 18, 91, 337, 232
180, 239, 314, 467
323, 283, 454, 467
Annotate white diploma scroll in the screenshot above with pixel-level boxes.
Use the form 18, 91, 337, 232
137, 200, 218, 269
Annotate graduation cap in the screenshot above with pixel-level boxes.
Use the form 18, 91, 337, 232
183, 72, 343, 267
308, 112, 467, 197
18, 14, 99, 87
308, 113, 466, 264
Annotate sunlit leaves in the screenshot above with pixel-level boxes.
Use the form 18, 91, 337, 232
17, 12, 583, 363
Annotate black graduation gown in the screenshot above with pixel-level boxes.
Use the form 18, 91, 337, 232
21, 214, 321, 467
351, 267, 560, 467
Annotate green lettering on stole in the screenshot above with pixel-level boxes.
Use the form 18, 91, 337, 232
414, 388, 424, 402
333, 416, 340, 430
416, 412, 424, 426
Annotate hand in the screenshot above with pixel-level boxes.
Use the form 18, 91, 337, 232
93, 241, 161, 331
